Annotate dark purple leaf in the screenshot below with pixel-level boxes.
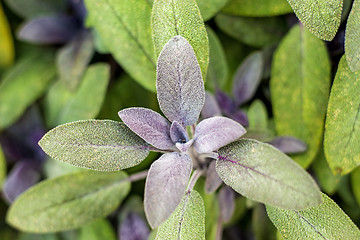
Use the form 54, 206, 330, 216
175, 139, 194, 153
18, 15, 80, 44
268, 136, 307, 154
215, 90, 236, 114
118, 107, 174, 150
227, 110, 249, 127
205, 161, 222, 193
232, 51, 264, 106
144, 152, 192, 228
201, 92, 222, 119
119, 212, 149, 240
69, 0, 87, 23
157, 36, 205, 126
218, 186, 235, 222
194, 116, 246, 153
3, 161, 41, 203
170, 121, 189, 144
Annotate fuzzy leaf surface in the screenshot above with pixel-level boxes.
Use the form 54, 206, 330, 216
216, 139, 322, 210
0, 3, 14, 68
194, 116, 246, 153
156, 36, 205, 126
345, 0, 360, 72
266, 193, 360, 239
151, 0, 209, 80
118, 107, 174, 150
145, 152, 192, 228
7, 171, 130, 233
85, 0, 156, 91
156, 190, 205, 240
271, 24, 330, 168
324, 56, 360, 175
222, 0, 292, 17
286, 0, 342, 40
39, 120, 149, 171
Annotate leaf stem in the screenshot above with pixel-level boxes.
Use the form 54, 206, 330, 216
186, 169, 204, 193
127, 169, 149, 182
148, 146, 173, 153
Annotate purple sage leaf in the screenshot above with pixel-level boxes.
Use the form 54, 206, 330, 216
144, 152, 192, 228
156, 36, 205, 126
201, 92, 222, 119
232, 51, 264, 106
18, 15, 79, 44
170, 121, 189, 144
205, 160, 223, 194
175, 140, 194, 153
227, 110, 249, 127
118, 107, 174, 150
268, 136, 307, 154
215, 90, 236, 114
194, 116, 246, 153
119, 212, 149, 240
218, 186, 235, 222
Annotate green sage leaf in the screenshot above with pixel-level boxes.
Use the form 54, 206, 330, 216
271, 24, 330, 168
4, 0, 65, 18
18, 233, 58, 240
351, 167, 360, 207
156, 190, 205, 240
196, 0, 230, 21
151, 0, 209, 80
7, 171, 130, 233
0, 51, 56, 131
324, 56, 360, 175
0, 146, 6, 189
216, 139, 322, 210
79, 219, 116, 240
0, 3, 14, 68
39, 120, 149, 171
266, 193, 360, 239
85, 0, 156, 91
286, 0, 343, 41
345, 0, 360, 72
222, 0, 292, 17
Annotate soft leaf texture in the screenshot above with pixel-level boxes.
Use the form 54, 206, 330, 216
7, 171, 130, 232
216, 139, 322, 210
268, 137, 307, 154
266, 193, 360, 239
118, 107, 174, 150
145, 153, 192, 228
232, 51, 264, 105
151, 0, 209, 80
170, 121, 189, 144
156, 36, 205, 126
0, 3, 14, 68
0, 51, 56, 130
351, 167, 360, 207
196, 0, 230, 21
286, 0, 342, 40
194, 116, 246, 153
345, 0, 360, 72
156, 190, 205, 240
222, 0, 292, 17
57, 30, 94, 90
85, 0, 156, 91
324, 56, 360, 175
205, 161, 222, 194
39, 120, 149, 171
79, 219, 116, 240
201, 92, 222, 119
271, 24, 330, 168
4, 0, 65, 18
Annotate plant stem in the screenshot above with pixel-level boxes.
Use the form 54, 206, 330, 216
127, 169, 149, 182
186, 169, 204, 193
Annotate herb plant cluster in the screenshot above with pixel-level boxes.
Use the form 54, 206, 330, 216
0, 0, 360, 239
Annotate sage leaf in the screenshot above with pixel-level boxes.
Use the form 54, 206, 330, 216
324, 56, 360, 175
196, 0, 230, 21
247, 99, 268, 132
4, 0, 65, 18
151, 0, 209, 80
79, 219, 116, 240
268, 137, 307, 155
201, 92, 222, 119
271, 24, 330, 168
286, 0, 343, 41
144, 153, 192, 228
266, 193, 360, 239
345, 0, 360, 72
0, 146, 6, 189
222, 0, 292, 17
170, 121, 189, 144
156, 190, 205, 240
85, 0, 156, 92
205, 161, 222, 194
118, 107, 174, 150
194, 116, 246, 153
7, 171, 130, 233
351, 167, 360, 207
0, 3, 14, 68
39, 120, 149, 171
0, 51, 56, 131
157, 36, 205, 126
216, 139, 322, 210
18, 233, 58, 240
218, 186, 235, 222
119, 212, 150, 240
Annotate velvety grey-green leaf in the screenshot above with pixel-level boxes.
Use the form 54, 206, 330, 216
85, 0, 156, 91
39, 120, 149, 171
216, 139, 322, 210
286, 0, 342, 40
156, 190, 205, 240
271, 24, 330, 168
266, 193, 360, 239
324, 56, 360, 175
79, 219, 116, 240
156, 36, 205, 126
351, 167, 360, 207
151, 0, 209, 80
7, 171, 130, 233
345, 0, 360, 72
222, 0, 292, 17
215, 14, 286, 47
196, 0, 230, 21
0, 51, 56, 130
